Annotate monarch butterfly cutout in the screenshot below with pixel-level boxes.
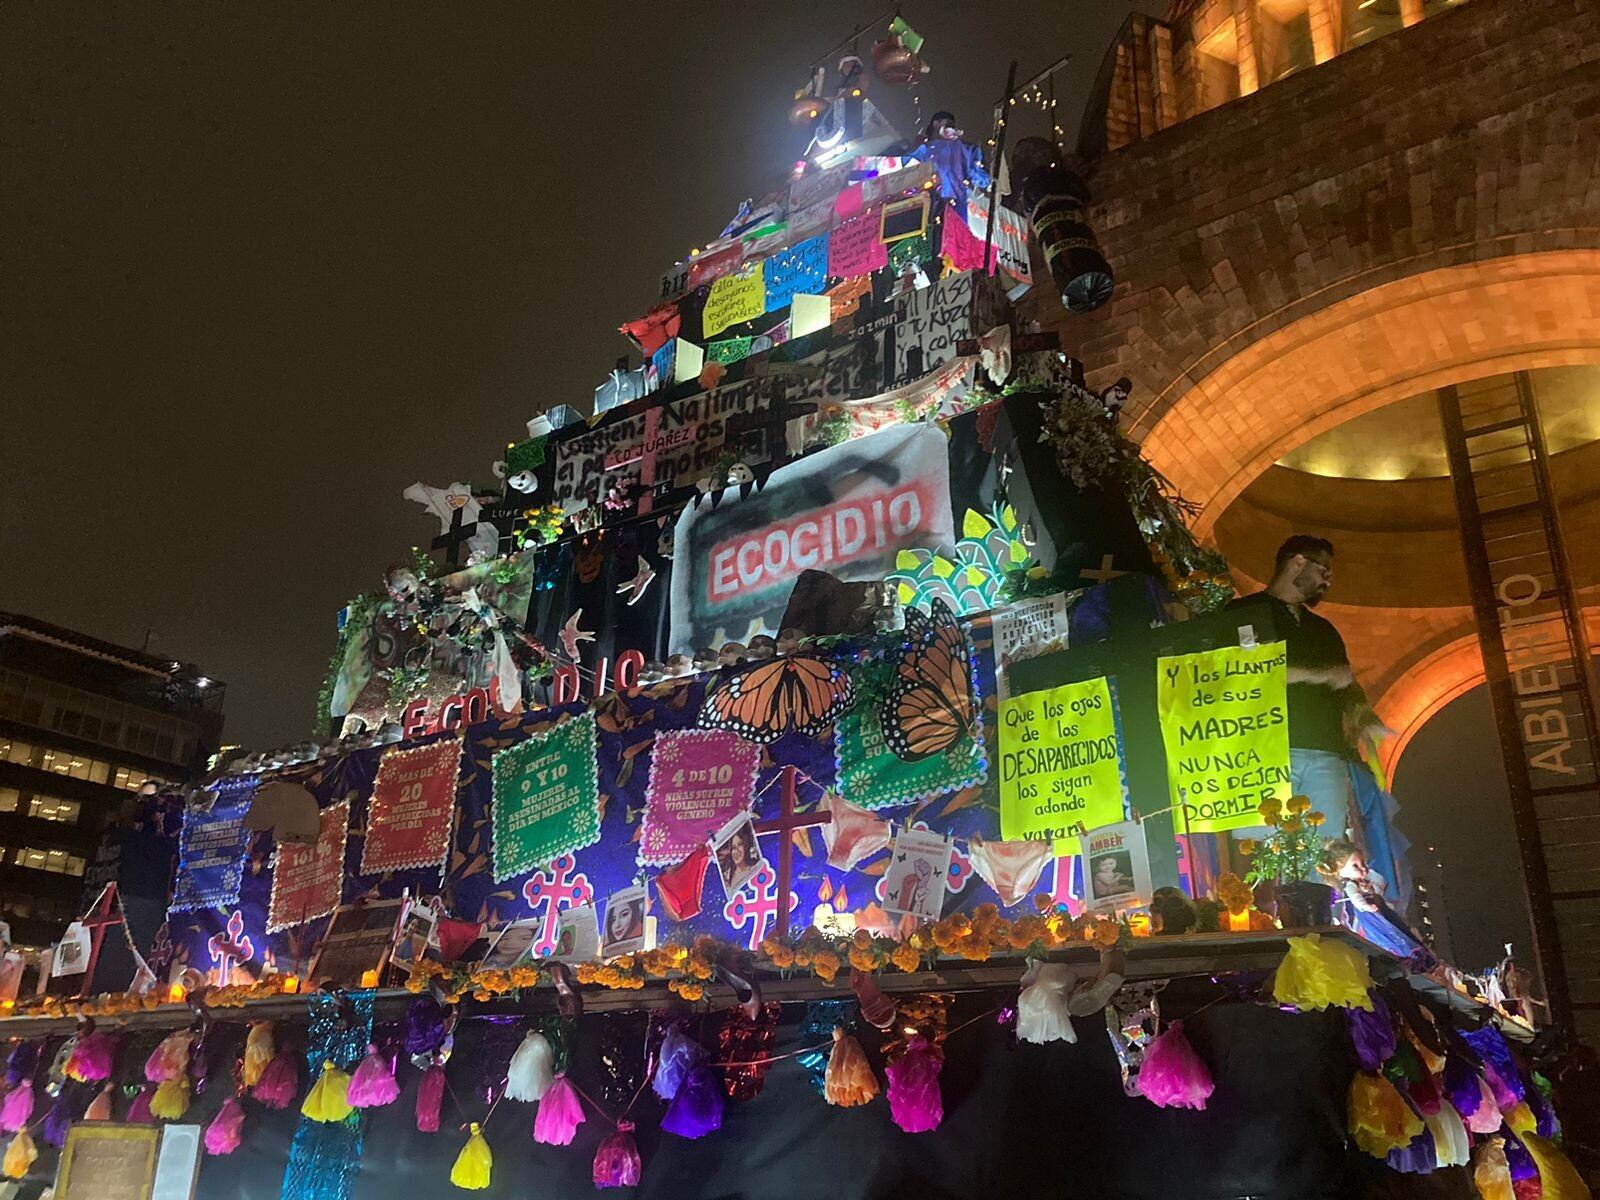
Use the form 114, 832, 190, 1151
700, 656, 856, 744
882, 600, 977, 761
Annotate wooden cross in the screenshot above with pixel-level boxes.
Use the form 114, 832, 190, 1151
77, 884, 125, 999
432, 506, 479, 568
1080, 553, 1129, 585
752, 766, 831, 935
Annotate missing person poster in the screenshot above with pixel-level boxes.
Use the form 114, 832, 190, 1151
1079, 818, 1153, 912
1156, 642, 1291, 834
998, 676, 1126, 853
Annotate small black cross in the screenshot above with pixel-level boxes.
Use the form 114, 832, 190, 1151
432, 506, 478, 568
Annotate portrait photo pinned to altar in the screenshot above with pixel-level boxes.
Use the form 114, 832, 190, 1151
601, 886, 647, 958
711, 812, 763, 899
882, 826, 954, 921
553, 902, 600, 962
481, 917, 541, 970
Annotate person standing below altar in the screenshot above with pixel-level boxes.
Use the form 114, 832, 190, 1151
1229, 536, 1377, 838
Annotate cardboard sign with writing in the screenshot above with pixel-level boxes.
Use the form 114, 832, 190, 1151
56, 1124, 160, 1200
491, 712, 602, 881
764, 235, 829, 313
828, 207, 889, 278
639, 730, 758, 866
999, 676, 1125, 853
991, 592, 1071, 699
170, 777, 256, 911
702, 264, 766, 338
362, 737, 462, 875
267, 799, 350, 933
1157, 642, 1291, 833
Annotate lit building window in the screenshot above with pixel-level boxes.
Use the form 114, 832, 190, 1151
9, 846, 87, 876
28, 796, 80, 824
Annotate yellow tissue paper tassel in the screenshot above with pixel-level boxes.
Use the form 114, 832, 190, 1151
1521, 1132, 1592, 1200
301, 1061, 354, 1123
1347, 1070, 1422, 1157
3, 1129, 38, 1180
450, 1122, 492, 1190
151, 1079, 191, 1120
1270, 932, 1374, 1012
243, 1021, 276, 1088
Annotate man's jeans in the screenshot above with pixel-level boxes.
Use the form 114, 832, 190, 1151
1290, 747, 1354, 839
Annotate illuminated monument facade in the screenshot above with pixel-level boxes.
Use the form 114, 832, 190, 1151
1061, 0, 1600, 1039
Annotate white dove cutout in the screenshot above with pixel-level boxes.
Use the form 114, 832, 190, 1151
616, 559, 657, 606
559, 609, 595, 661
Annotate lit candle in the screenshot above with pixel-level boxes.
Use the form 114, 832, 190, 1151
167, 982, 186, 1003
281, 975, 301, 995
359, 969, 380, 989
1127, 913, 1152, 937
1227, 909, 1252, 932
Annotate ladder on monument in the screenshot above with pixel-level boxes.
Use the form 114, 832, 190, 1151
1440, 373, 1600, 1039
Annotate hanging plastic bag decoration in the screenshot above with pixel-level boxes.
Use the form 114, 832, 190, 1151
1105, 984, 1163, 1098
1347, 1071, 1423, 1157
717, 1003, 781, 1102
144, 1030, 195, 1083
204, 1097, 246, 1156
505, 1031, 556, 1103
243, 1022, 275, 1088
798, 999, 856, 1097
253, 1051, 299, 1109
416, 1064, 447, 1134
64, 1030, 117, 1083
652, 1024, 706, 1103
2, 1129, 38, 1180
301, 1061, 354, 1124
1346, 991, 1396, 1072
885, 1035, 942, 1134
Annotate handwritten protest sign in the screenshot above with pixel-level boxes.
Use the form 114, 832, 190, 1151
361, 737, 462, 875
703, 264, 766, 338
828, 208, 889, 278
492, 712, 601, 880
640, 730, 758, 866
999, 677, 1125, 852
170, 776, 255, 911
764, 235, 828, 312
1156, 642, 1291, 834
267, 799, 349, 932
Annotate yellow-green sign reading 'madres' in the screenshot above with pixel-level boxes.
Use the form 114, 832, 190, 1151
999, 676, 1125, 853
1156, 642, 1291, 834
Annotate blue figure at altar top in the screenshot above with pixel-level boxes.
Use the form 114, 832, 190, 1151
910, 111, 991, 208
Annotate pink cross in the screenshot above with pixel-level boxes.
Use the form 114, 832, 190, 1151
874, 822, 971, 905
723, 862, 797, 951
1047, 854, 1084, 917
521, 854, 593, 957
207, 910, 254, 984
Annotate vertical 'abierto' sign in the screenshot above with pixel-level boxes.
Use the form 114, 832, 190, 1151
1156, 643, 1291, 834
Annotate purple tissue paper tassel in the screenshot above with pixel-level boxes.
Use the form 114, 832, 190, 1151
1502, 1131, 1538, 1182
660, 1066, 723, 1139
1385, 1124, 1438, 1175
652, 1026, 706, 1103
5, 1042, 39, 1089
405, 998, 447, 1059
1346, 993, 1396, 1073
1442, 1052, 1482, 1118
43, 1091, 78, 1148
1461, 1026, 1525, 1104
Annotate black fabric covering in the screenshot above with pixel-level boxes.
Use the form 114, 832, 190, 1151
14, 993, 1476, 1200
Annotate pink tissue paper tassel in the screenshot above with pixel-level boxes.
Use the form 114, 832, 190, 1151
416, 1064, 446, 1134
534, 1075, 586, 1146
126, 1086, 156, 1125
65, 1032, 116, 1083
204, 1098, 246, 1155
347, 1045, 401, 1108
0, 1081, 34, 1133
885, 1037, 943, 1134
592, 1121, 641, 1188
1137, 1021, 1216, 1111
252, 1053, 298, 1110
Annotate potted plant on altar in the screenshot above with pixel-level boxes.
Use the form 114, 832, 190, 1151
1239, 796, 1333, 927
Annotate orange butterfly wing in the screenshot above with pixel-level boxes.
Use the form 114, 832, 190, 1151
700, 657, 855, 743
882, 601, 977, 761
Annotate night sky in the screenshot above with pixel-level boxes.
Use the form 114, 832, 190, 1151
2, 5, 1529, 968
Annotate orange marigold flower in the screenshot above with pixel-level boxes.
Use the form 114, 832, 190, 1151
812, 950, 841, 983
851, 928, 874, 950
1258, 796, 1282, 824
1090, 920, 1121, 949
1305, 811, 1326, 828
891, 943, 922, 973
848, 946, 878, 972
768, 945, 795, 969
1286, 795, 1311, 816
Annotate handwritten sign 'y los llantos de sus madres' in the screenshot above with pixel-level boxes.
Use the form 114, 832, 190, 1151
1156, 642, 1291, 834
999, 677, 1126, 853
